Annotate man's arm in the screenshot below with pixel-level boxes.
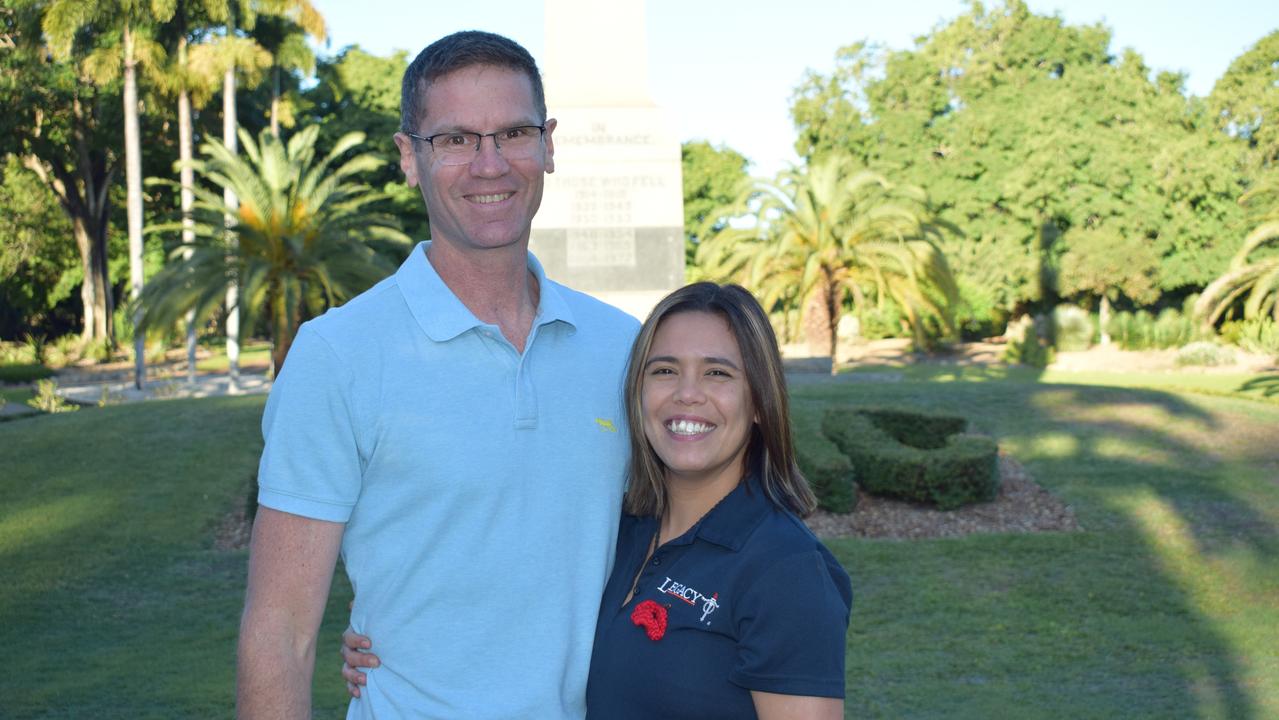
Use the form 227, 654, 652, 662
237, 506, 345, 719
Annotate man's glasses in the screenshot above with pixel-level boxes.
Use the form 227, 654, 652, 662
405, 125, 547, 166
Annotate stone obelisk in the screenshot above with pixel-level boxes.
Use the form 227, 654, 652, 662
531, 0, 685, 320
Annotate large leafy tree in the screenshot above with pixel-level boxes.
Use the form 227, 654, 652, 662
697, 154, 958, 365
791, 0, 1244, 326
140, 126, 410, 374
0, 155, 79, 337
1210, 30, 1279, 173
44, 0, 180, 387
1, 1, 119, 343
680, 140, 750, 280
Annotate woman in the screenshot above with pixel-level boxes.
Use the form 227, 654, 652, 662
342, 283, 852, 718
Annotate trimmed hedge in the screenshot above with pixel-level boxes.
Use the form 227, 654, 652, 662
0, 363, 54, 384
851, 407, 967, 449
822, 407, 998, 510
792, 413, 858, 513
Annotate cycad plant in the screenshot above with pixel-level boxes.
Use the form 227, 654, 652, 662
696, 154, 958, 365
141, 125, 409, 374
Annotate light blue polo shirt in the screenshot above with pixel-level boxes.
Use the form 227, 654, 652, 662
257, 242, 639, 719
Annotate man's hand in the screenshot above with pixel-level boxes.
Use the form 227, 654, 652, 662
341, 628, 381, 698
236, 507, 344, 719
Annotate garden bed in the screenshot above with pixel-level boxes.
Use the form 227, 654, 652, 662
804, 452, 1079, 539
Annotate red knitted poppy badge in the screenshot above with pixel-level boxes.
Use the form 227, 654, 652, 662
630, 600, 668, 641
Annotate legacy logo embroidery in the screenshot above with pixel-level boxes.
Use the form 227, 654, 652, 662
658, 576, 720, 623
594, 418, 617, 432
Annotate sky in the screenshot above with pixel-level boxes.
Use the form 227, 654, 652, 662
309, 0, 1278, 177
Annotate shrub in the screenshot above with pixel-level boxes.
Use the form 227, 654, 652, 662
0, 363, 54, 384
822, 407, 998, 510
793, 415, 858, 513
1221, 317, 1279, 358
1003, 315, 1054, 368
1108, 308, 1205, 350
1174, 342, 1237, 368
851, 406, 967, 449
26, 379, 79, 414
1052, 305, 1093, 351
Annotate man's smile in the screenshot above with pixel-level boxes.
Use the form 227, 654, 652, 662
468, 192, 514, 205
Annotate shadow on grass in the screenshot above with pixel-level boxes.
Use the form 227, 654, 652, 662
794, 379, 1277, 718
3, 383, 1277, 717
1237, 373, 1279, 398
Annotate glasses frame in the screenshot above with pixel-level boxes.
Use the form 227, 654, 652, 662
404, 125, 547, 164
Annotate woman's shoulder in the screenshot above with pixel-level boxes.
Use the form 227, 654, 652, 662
744, 505, 851, 598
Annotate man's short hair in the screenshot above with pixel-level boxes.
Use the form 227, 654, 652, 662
400, 30, 547, 133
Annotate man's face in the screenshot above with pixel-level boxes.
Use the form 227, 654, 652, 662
394, 65, 555, 255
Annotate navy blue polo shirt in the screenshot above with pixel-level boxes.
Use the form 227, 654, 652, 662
586, 476, 852, 719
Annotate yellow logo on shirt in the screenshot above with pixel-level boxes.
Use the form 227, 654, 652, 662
595, 418, 618, 433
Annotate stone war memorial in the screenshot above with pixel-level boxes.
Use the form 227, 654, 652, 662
531, 0, 685, 320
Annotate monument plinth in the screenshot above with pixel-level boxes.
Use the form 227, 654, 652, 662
532, 0, 685, 320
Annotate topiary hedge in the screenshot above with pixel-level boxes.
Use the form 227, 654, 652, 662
822, 407, 998, 510
792, 413, 858, 513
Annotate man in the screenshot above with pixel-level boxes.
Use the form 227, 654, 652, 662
236, 31, 638, 719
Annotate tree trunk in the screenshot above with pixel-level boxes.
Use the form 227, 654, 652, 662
180, 70, 197, 383
124, 24, 146, 389
803, 284, 832, 358
224, 62, 241, 391
270, 284, 300, 378
1099, 294, 1112, 346
21, 142, 113, 345
270, 64, 281, 137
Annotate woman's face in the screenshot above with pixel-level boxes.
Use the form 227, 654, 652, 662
641, 311, 755, 490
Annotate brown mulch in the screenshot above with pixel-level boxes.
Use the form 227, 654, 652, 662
214, 453, 1076, 550
804, 452, 1080, 539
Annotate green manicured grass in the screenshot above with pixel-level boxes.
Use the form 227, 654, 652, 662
797, 379, 1279, 718
0, 385, 34, 406
843, 362, 1279, 404
194, 344, 272, 373
3, 376, 1277, 718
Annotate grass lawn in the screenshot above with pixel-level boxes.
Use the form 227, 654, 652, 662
3, 376, 1277, 718
193, 343, 272, 373
1, 385, 35, 406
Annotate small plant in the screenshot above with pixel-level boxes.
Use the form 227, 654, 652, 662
26, 379, 79, 414
1221, 317, 1279, 358
22, 333, 48, 365
1174, 342, 1237, 368
1004, 315, 1054, 368
97, 386, 125, 407
1053, 304, 1094, 351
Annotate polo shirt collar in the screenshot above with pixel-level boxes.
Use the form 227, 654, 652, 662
677, 473, 774, 553
396, 241, 577, 343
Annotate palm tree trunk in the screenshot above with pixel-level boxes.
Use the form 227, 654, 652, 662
224, 61, 241, 392
123, 24, 145, 389
179, 55, 197, 383
803, 286, 832, 358
270, 64, 281, 137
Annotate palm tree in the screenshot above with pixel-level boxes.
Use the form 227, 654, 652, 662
250, 0, 326, 137
156, 0, 231, 382
1194, 180, 1279, 328
44, 0, 177, 388
697, 155, 958, 369
140, 126, 410, 375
